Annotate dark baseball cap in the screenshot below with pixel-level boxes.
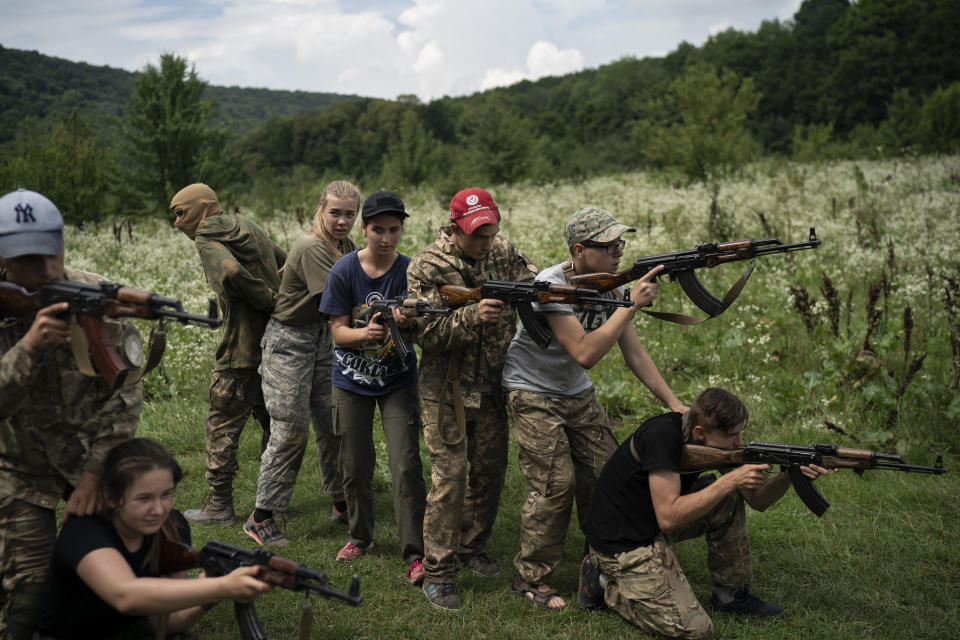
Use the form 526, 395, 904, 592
0, 189, 64, 259
361, 191, 408, 221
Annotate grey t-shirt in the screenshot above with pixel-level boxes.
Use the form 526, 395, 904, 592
502, 262, 624, 396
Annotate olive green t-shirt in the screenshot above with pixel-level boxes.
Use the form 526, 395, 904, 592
272, 232, 356, 326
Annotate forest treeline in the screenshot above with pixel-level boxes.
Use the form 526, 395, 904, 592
2, 0, 959, 222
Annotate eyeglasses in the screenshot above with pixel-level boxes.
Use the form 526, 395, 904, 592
580, 238, 626, 255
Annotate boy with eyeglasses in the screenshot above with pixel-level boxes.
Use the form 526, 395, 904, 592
502, 207, 686, 610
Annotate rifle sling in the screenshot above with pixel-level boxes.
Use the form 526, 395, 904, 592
437, 354, 467, 446
640, 263, 755, 325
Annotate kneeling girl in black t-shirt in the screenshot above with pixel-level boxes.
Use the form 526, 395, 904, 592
36, 438, 271, 640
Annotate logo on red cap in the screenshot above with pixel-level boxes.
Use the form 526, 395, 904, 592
449, 188, 500, 235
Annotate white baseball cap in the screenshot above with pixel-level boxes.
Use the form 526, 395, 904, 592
0, 189, 64, 258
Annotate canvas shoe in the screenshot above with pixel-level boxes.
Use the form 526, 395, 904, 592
423, 580, 461, 611
710, 586, 785, 617
336, 541, 372, 562
404, 558, 425, 586
243, 512, 290, 548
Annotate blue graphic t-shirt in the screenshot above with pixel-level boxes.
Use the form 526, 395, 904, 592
318, 250, 418, 395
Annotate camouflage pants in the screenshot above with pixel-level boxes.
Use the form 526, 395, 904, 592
256, 319, 341, 512
421, 394, 508, 582
205, 368, 270, 497
589, 476, 751, 640
508, 388, 618, 584
332, 385, 425, 564
0, 497, 56, 640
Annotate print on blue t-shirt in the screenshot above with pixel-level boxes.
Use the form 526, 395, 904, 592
318, 251, 418, 396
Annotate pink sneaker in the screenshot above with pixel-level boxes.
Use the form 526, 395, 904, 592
404, 558, 425, 585
336, 541, 372, 562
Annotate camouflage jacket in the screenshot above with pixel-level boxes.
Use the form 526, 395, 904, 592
195, 214, 286, 371
0, 268, 143, 509
406, 228, 537, 408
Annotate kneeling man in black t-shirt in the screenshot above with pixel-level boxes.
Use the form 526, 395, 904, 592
579, 388, 829, 639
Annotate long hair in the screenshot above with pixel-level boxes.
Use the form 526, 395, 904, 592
682, 387, 749, 442
98, 438, 185, 574
311, 179, 361, 258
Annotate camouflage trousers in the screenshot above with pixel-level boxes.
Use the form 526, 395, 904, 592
589, 476, 751, 640
205, 368, 270, 498
421, 394, 508, 582
0, 497, 56, 640
508, 388, 618, 585
333, 385, 425, 564
256, 319, 341, 513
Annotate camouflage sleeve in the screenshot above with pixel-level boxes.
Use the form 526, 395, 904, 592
197, 238, 277, 313
509, 245, 539, 283
0, 341, 41, 419
406, 257, 483, 352
81, 380, 143, 475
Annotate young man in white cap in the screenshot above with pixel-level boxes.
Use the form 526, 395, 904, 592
501, 206, 685, 610
406, 187, 538, 610
0, 189, 141, 639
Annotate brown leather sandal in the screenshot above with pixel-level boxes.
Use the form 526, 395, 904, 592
512, 576, 568, 610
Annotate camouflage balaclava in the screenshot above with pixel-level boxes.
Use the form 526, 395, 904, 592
171, 183, 222, 240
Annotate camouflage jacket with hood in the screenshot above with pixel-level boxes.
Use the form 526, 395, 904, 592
195, 214, 287, 371
406, 227, 537, 408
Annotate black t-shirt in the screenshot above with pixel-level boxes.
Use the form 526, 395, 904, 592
584, 412, 704, 554
36, 511, 191, 639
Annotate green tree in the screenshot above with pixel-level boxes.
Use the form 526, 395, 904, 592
0, 110, 111, 224
460, 97, 535, 184
635, 62, 760, 183
916, 83, 960, 153
381, 110, 440, 188
117, 53, 228, 212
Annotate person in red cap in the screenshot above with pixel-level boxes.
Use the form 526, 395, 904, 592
406, 187, 538, 611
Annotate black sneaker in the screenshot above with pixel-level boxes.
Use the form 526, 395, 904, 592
243, 512, 290, 548
710, 586, 784, 617
577, 555, 606, 611
423, 580, 461, 611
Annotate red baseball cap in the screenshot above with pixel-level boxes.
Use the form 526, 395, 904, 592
449, 188, 500, 234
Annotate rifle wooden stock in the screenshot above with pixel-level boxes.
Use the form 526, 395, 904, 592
438, 283, 609, 307
679, 444, 745, 470
566, 271, 634, 293
436, 285, 480, 307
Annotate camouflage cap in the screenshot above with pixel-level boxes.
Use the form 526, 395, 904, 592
564, 207, 635, 248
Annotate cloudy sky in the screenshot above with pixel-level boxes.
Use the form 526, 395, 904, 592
1, 0, 802, 101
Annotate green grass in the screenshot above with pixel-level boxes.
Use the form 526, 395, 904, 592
74, 154, 960, 639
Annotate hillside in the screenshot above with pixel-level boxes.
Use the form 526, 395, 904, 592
0, 44, 359, 143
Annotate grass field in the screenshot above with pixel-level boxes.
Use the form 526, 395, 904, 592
64, 155, 959, 639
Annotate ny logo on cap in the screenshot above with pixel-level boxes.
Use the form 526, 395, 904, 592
14, 203, 36, 224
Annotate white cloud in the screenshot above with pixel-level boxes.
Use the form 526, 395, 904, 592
526, 41, 583, 78
0, 0, 809, 100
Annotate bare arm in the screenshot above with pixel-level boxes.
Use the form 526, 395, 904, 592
76, 548, 271, 617
330, 313, 386, 348
546, 265, 664, 369
618, 330, 686, 413
649, 464, 770, 533
739, 464, 830, 512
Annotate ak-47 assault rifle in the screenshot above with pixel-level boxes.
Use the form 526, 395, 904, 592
680, 441, 947, 517
570, 228, 822, 324
350, 296, 451, 361
0, 279, 221, 387
160, 539, 362, 640
439, 280, 633, 349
